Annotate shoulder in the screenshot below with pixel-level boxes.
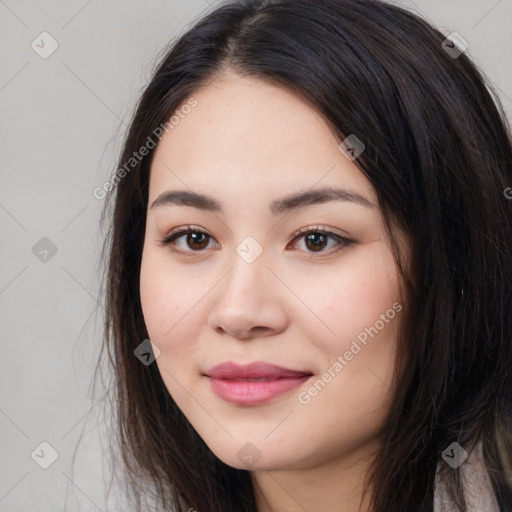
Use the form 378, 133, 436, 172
434, 440, 500, 512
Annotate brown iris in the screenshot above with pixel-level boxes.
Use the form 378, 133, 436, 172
304, 232, 328, 252
186, 232, 209, 250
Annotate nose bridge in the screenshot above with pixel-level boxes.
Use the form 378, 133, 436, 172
223, 235, 268, 299
207, 234, 288, 338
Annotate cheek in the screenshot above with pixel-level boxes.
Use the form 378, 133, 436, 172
290, 243, 402, 358
294, 247, 402, 433
139, 248, 202, 358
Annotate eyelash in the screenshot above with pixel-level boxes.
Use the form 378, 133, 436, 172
157, 224, 353, 256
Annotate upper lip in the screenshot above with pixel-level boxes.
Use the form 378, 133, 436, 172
204, 361, 313, 380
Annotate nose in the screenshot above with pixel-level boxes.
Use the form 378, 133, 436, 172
207, 251, 288, 341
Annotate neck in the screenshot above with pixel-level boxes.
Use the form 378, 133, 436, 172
251, 439, 379, 512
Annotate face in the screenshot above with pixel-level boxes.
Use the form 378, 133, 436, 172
139, 73, 407, 472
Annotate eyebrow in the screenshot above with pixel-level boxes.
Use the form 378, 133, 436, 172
150, 186, 375, 214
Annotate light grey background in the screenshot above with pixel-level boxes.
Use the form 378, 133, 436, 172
1, 1, 511, 510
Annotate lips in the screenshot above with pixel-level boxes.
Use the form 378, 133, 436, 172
206, 361, 311, 380
204, 361, 313, 405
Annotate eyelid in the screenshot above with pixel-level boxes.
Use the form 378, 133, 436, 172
164, 224, 209, 239
290, 225, 351, 243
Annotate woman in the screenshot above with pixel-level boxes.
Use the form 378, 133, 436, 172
96, 0, 512, 510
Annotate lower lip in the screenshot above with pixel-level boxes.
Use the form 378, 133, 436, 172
207, 375, 311, 405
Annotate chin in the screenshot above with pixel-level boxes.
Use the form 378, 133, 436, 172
200, 435, 308, 471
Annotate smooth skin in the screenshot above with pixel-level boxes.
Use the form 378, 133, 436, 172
139, 72, 409, 512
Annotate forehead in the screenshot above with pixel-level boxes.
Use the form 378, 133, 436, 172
149, 73, 376, 205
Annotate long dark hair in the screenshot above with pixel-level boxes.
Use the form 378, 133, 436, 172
95, 0, 512, 510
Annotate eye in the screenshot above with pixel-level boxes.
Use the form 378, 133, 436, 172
288, 226, 353, 254
157, 225, 353, 255
157, 225, 218, 253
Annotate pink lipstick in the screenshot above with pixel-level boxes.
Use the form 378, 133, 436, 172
204, 361, 312, 405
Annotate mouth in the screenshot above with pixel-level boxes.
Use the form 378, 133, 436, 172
203, 361, 313, 405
